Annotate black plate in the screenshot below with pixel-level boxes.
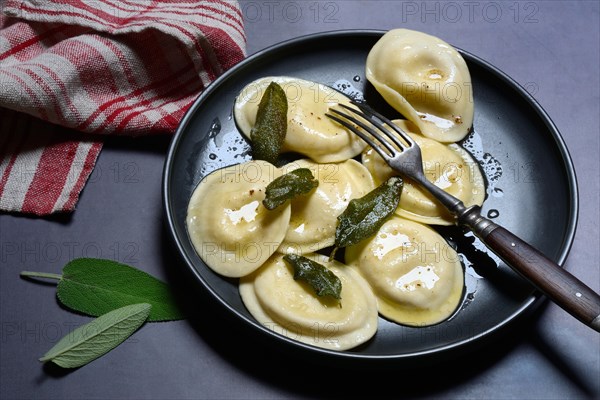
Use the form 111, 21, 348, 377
162, 30, 578, 364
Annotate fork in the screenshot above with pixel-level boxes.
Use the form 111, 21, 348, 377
327, 101, 600, 332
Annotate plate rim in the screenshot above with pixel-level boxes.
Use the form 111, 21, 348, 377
162, 29, 579, 363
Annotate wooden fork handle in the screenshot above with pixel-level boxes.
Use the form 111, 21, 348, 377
420, 167, 599, 331
477, 224, 600, 332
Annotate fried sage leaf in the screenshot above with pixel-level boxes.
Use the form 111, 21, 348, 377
39, 303, 151, 368
283, 254, 342, 299
263, 168, 318, 210
250, 81, 288, 164
331, 176, 403, 258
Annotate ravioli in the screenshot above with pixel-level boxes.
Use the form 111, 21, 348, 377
234, 76, 367, 163
240, 253, 378, 350
277, 158, 375, 254
345, 216, 464, 326
186, 160, 291, 278
366, 29, 473, 142
362, 119, 485, 225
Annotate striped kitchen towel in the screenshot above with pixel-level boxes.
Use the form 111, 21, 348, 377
0, 0, 246, 215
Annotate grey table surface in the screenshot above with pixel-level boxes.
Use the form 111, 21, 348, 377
1, 1, 599, 399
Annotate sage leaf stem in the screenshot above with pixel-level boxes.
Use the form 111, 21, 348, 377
20, 271, 62, 281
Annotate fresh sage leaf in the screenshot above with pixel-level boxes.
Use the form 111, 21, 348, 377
263, 168, 318, 210
331, 176, 403, 259
39, 303, 151, 368
283, 254, 342, 300
250, 81, 288, 164
22, 258, 185, 322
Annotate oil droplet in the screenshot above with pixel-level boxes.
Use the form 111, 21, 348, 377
492, 187, 504, 198
460, 289, 477, 311
353, 75, 361, 82
332, 79, 364, 101
487, 209, 499, 218
481, 153, 503, 182
461, 130, 503, 199
207, 117, 224, 147
209, 153, 217, 160
208, 118, 221, 139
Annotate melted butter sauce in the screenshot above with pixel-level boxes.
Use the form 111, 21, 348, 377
433, 166, 455, 189
224, 200, 259, 225
395, 265, 440, 291
293, 223, 305, 234
373, 230, 411, 260
417, 112, 454, 129
194, 72, 510, 328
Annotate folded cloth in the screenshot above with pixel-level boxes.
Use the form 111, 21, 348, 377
0, 0, 246, 215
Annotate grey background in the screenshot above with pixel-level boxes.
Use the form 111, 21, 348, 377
1, 1, 599, 399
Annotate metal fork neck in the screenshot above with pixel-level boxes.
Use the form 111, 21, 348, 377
458, 205, 499, 238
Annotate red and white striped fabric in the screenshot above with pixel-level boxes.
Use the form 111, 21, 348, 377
0, 0, 246, 215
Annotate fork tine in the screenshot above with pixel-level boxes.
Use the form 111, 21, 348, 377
329, 104, 396, 155
326, 111, 392, 161
349, 101, 417, 148
336, 103, 410, 152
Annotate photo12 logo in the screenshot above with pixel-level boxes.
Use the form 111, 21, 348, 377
399, 81, 474, 104
217, 161, 340, 184
1, 320, 138, 344
400, 1, 540, 24
0, 241, 140, 265
242, 1, 340, 24
262, 321, 340, 344
200, 241, 281, 264
237, 79, 344, 106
